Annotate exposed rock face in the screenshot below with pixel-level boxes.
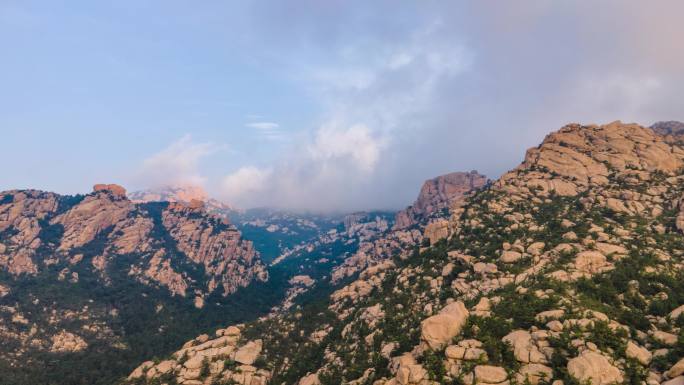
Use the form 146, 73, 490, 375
423, 218, 450, 245
0, 190, 60, 274
93, 183, 127, 197
668, 358, 684, 379
53, 187, 138, 252
298, 373, 321, 385
420, 301, 469, 349
474, 365, 508, 384
395, 170, 488, 229
0, 184, 268, 379
161, 201, 265, 295
503, 330, 547, 364
50, 330, 87, 353
567, 351, 623, 385
674, 194, 684, 233
626, 340, 652, 366
516, 364, 553, 385
497, 121, 684, 197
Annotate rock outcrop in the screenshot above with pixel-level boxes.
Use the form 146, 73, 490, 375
497, 121, 684, 197
420, 301, 469, 349
50, 330, 87, 353
567, 351, 624, 385
128, 326, 270, 385
395, 171, 488, 229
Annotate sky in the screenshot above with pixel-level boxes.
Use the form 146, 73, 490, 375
2, 1, 684, 211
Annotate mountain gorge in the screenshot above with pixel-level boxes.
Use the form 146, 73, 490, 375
122, 121, 684, 385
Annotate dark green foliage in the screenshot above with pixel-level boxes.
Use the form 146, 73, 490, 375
548, 330, 581, 385
585, 321, 627, 355
492, 289, 558, 330
0, 194, 13, 204
462, 316, 516, 367
200, 358, 210, 379
421, 349, 446, 381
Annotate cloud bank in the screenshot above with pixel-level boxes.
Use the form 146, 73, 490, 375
214, 1, 684, 211
99, 1, 684, 212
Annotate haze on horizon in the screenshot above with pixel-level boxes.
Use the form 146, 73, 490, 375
2, 1, 684, 211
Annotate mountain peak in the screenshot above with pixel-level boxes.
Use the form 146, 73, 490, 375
129, 184, 207, 203
394, 170, 488, 229
129, 185, 234, 214
498, 121, 684, 197
651, 120, 684, 137
92, 183, 127, 198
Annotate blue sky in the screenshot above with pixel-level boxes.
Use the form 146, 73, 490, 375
2, 1, 684, 210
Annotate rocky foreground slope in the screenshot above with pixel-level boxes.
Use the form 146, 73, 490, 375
125, 121, 684, 385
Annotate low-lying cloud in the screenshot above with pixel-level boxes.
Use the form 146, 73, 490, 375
133, 135, 219, 189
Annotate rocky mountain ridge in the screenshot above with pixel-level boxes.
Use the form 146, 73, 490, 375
0, 184, 266, 300
0, 184, 270, 384
124, 121, 684, 385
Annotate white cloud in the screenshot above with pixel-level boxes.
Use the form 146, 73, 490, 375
308, 123, 382, 173
135, 135, 219, 188
218, 122, 387, 210
187, 2, 684, 211
246, 122, 280, 130
218, 18, 473, 210
246, 121, 288, 141
222, 166, 273, 204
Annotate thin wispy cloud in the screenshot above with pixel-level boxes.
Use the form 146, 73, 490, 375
246, 121, 287, 141
246, 122, 279, 130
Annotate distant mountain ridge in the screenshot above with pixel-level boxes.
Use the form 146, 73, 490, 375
651, 121, 684, 137
128, 185, 236, 216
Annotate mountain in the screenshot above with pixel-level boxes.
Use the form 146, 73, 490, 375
0, 184, 269, 384
128, 185, 235, 218
258, 171, 486, 313
1, 184, 266, 300
123, 121, 684, 385
329, 172, 487, 284
651, 121, 684, 137
130, 186, 341, 264
394, 171, 489, 230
